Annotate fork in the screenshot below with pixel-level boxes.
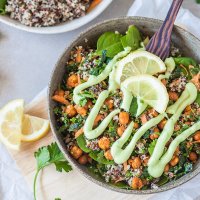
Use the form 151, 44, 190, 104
146, 0, 183, 60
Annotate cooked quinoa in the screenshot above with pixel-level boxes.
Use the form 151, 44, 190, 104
5, 0, 91, 27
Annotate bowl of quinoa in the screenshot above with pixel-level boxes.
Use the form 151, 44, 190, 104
48, 17, 200, 194
0, 0, 112, 34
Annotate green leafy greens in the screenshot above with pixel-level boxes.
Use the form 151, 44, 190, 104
96, 25, 142, 58
120, 25, 142, 50
89, 50, 107, 76
148, 139, 157, 155
129, 97, 138, 117
33, 142, 72, 200
174, 57, 197, 67
0, 0, 7, 14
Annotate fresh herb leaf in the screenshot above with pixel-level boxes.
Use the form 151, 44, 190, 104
109, 181, 131, 189
89, 151, 114, 164
148, 139, 157, 155
129, 97, 138, 117
79, 90, 95, 106
96, 32, 123, 58
195, 92, 200, 105
55, 198, 61, 200
184, 162, 193, 173
76, 134, 91, 153
53, 107, 62, 115
33, 142, 72, 200
68, 115, 84, 132
107, 120, 117, 137
174, 57, 197, 67
157, 175, 169, 186
121, 25, 142, 50
0, 0, 7, 15
89, 50, 107, 76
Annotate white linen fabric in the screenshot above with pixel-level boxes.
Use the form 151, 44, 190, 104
0, 0, 200, 200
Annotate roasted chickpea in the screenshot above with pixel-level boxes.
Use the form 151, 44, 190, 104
143, 156, 149, 166
84, 100, 93, 109
168, 91, 179, 101
153, 127, 160, 133
98, 137, 110, 150
140, 114, 148, 125
158, 119, 167, 130
55, 89, 65, 96
194, 131, 200, 141
174, 124, 181, 131
117, 126, 125, 137
65, 105, 77, 117
94, 114, 104, 127
119, 112, 129, 125
128, 159, 133, 166
75, 105, 87, 116
105, 98, 114, 110
161, 79, 167, 86
131, 177, 143, 190
184, 105, 192, 112
104, 150, 113, 160
174, 146, 180, 155
150, 133, 159, 140
170, 156, 179, 166
189, 152, 198, 162
164, 164, 170, 172
67, 74, 79, 88
148, 108, 158, 117
131, 157, 141, 169
70, 146, 83, 159
134, 122, 139, 129
78, 154, 88, 165
185, 121, 191, 125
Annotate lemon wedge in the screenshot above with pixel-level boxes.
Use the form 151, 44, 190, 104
0, 99, 24, 150
122, 75, 169, 113
21, 114, 50, 142
115, 50, 166, 84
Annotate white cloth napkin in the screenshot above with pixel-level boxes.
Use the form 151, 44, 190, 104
1, 1, 200, 200
128, 0, 200, 200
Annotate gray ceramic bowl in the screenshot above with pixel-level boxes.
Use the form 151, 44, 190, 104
48, 16, 200, 194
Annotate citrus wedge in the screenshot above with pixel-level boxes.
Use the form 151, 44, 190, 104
21, 114, 50, 142
122, 75, 169, 113
115, 50, 166, 84
0, 99, 24, 150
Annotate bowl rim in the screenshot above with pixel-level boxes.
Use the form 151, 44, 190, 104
48, 16, 200, 194
0, 0, 113, 34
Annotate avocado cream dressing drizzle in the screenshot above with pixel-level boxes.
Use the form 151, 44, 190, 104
148, 83, 198, 177
73, 47, 199, 178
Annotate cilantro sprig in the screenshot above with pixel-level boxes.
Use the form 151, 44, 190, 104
34, 142, 72, 200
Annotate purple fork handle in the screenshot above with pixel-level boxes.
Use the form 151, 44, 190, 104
146, 0, 183, 60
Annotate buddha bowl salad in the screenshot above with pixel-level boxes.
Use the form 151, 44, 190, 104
52, 25, 200, 190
